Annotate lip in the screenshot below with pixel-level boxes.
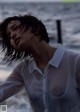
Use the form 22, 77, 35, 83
15, 38, 20, 45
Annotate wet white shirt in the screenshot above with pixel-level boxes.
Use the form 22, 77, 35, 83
0, 44, 80, 112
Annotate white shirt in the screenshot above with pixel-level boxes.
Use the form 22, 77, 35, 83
0, 44, 80, 112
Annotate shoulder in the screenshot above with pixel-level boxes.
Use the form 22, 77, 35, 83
12, 56, 33, 73
64, 49, 80, 60
12, 57, 29, 73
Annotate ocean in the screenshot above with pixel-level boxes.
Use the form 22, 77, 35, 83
0, 2, 80, 112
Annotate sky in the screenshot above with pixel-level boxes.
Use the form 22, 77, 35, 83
0, 0, 62, 2
0, 0, 80, 3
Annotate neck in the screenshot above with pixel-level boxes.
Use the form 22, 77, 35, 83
30, 41, 56, 70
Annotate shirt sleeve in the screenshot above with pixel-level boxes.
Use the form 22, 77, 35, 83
0, 62, 24, 102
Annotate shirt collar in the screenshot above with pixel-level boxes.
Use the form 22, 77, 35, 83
28, 58, 43, 74
28, 44, 65, 73
28, 58, 35, 74
49, 44, 65, 68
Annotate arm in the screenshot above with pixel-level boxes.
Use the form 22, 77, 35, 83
0, 63, 24, 102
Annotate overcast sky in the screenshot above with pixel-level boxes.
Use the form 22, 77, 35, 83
0, 0, 79, 3
0, 0, 61, 2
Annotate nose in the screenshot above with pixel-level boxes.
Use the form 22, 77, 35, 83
9, 31, 17, 40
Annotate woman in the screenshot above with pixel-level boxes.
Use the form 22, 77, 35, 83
0, 14, 80, 112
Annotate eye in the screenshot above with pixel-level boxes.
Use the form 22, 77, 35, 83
11, 24, 19, 30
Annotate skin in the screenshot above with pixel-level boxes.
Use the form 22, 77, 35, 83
7, 20, 56, 71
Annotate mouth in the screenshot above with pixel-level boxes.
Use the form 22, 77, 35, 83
15, 38, 20, 45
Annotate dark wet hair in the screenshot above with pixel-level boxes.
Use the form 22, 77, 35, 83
0, 14, 49, 64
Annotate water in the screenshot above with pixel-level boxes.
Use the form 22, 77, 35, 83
0, 2, 80, 112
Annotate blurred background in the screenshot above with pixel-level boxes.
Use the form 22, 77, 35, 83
0, 0, 80, 112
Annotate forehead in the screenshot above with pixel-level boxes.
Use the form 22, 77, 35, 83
7, 20, 21, 30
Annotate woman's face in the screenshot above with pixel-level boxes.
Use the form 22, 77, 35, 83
7, 20, 36, 52
7, 20, 23, 50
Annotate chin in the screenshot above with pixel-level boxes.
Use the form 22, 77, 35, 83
17, 43, 30, 53
17, 44, 25, 51
17, 47, 28, 53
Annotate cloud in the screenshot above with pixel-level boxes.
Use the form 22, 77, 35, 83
0, 0, 61, 2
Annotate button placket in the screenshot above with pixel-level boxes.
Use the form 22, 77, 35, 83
42, 66, 49, 112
